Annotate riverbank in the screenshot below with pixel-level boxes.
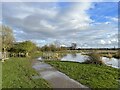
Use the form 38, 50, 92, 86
2, 57, 51, 88
46, 61, 119, 89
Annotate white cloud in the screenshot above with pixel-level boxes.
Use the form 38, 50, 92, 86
105, 16, 118, 22
100, 40, 106, 44
62, 2, 93, 29
105, 22, 111, 24
2, 2, 118, 48
111, 17, 118, 22
40, 20, 56, 30
1, 0, 120, 2
111, 38, 118, 42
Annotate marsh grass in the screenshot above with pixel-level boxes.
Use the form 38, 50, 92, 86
84, 52, 104, 65
113, 50, 120, 59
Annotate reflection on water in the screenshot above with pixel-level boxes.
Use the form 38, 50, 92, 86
61, 53, 119, 68
38, 57, 42, 60
61, 53, 88, 63
102, 57, 119, 68
71, 53, 77, 58
38, 53, 119, 68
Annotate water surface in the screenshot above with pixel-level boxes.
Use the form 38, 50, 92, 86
61, 53, 119, 68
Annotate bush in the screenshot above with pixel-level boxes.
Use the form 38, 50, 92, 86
84, 51, 104, 65
41, 52, 60, 60
113, 50, 120, 59
107, 53, 113, 58
8, 41, 37, 57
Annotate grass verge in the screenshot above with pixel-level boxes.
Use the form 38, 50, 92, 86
46, 61, 119, 89
2, 56, 51, 88
0, 61, 2, 89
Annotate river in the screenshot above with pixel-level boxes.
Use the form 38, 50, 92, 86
38, 53, 119, 69
61, 53, 119, 68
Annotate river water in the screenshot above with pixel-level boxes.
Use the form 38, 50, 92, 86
61, 53, 119, 69
38, 53, 119, 69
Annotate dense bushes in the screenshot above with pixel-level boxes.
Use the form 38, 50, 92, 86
40, 44, 67, 52
8, 41, 37, 57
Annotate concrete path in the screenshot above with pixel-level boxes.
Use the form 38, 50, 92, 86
32, 59, 89, 88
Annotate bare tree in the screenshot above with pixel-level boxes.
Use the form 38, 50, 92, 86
71, 43, 77, 50
1, 25, 15, 52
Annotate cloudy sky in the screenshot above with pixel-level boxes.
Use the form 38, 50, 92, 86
1, 1, 118, 48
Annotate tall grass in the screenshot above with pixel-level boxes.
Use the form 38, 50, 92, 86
113, 50, 120, 59
84, 51, 104, 65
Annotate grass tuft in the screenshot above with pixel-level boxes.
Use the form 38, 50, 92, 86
84, 51, 104, 65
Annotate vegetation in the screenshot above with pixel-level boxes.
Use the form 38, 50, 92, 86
113, 50, 120, 59
2, 57, 51, 88
46, 61, 119, 89
40, 44, 67, 52
0, 25, 15, 52
8, 41, 37, 57
41, 52, 67, 60
0, 62, 2, 89
0, 25, 38, 58
84, 51, 104, 65
0, 24, 119, 89
70, 43, 77, 50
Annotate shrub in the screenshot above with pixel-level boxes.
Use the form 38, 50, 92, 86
113, 50, 120, 59
8, 41, 37, 57
84, 51, 104, 65
41, 52, 60, 60
107, 53, 113, 58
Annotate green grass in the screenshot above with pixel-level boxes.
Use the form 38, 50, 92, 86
46, 61, 119, 89
2, 57, 51, 88
0, 62, 2, 89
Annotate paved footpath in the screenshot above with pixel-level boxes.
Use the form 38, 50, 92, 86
32, 59, 90, 89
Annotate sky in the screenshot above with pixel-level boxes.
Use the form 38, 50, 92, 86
1, 1, 119, 48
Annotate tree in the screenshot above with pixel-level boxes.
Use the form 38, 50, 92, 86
18, 41, 36, 56
71, 43, 77, 50
9, 41, 37, 57
41, 44, 58, 52
0, 25, 15, 52
49, 44, 56, 52
41, 45, 50, 52
0, 27, 2, 52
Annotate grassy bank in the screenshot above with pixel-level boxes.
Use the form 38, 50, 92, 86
0, 62, 2, 89
2, 56, 51, 88
46, 61, 119, 89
